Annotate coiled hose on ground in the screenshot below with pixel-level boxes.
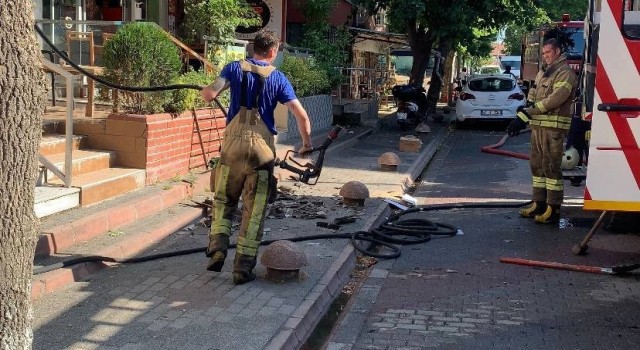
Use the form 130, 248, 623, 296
33, 201, 530, 275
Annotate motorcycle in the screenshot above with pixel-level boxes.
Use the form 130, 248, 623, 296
391, 83, 429, 130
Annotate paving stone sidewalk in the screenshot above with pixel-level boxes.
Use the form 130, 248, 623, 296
33, 121, 450, 350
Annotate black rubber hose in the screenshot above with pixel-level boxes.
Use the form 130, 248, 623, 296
33, 201, 531, 275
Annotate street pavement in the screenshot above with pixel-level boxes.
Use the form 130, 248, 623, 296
32, 114, 450, 350
327, 123, 640, 350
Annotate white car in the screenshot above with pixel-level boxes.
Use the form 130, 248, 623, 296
455, 74, 526, 122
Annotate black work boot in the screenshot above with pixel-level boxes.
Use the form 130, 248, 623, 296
205, 235, 229, 272
207, 252, 226, 272
518, 201, 546, 218
232, 253, 257, 285
534, 204, 561, 224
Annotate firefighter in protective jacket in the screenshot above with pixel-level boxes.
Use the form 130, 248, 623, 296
201, 32, 312, 284
508, 38, 577, 224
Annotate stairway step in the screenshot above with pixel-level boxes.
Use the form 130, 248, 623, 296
43, 149, 116, 179
39, 134, 85, 156
34, 185, 80, 218
50, 167, 146, 206
32, 200, 205, 301
42, 120, 62, 135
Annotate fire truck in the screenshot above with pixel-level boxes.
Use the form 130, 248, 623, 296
581, 0, 640, 213
520, 14, 585, 91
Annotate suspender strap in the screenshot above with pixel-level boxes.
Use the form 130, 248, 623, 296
238, 60, 276, 109
240, 71, 249, 108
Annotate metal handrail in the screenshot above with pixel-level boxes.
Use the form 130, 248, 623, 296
40, 59, 77, 188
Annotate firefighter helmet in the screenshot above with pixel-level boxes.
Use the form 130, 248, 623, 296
562, 147, 580, 170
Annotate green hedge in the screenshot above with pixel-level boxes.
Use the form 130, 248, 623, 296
102, 23, 182, 114
279, 55, 331, 98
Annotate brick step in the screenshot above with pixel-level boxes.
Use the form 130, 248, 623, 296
43, 149, 116, 179
35, 176, 202, 257
49, 167, 146, 206
39, 134, 86, 156
32, 200, 206, 301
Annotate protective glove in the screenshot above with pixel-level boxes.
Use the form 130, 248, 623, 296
508, 107, 531, 137
516, 105, 530, 115
525, 100, 534, 108
507, 118, 527, 137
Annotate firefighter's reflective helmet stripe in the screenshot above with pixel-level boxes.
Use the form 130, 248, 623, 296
530, 115, 572, 129
532, 176, 546, 189
535, 101, 547, 113
212, 164, 232, 236
236, 170, 270, 257
545, 178, 564, 191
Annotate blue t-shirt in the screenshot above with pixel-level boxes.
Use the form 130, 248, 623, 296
220, 58, 297, 134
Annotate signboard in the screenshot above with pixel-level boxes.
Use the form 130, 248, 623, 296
235, 0, 283, 40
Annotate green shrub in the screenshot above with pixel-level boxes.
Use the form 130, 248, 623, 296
166, 70, 213, 112
279, 55, 331, 98
102, 22, 182, 114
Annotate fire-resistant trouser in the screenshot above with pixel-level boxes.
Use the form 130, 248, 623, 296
209, 107, 275, 272
529, 127, 566, 206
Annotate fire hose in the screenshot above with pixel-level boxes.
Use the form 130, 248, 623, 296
480, 129, 531, 160
33, 201, 532, 275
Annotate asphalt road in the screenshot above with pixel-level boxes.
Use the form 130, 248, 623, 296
327, 122, 640, 350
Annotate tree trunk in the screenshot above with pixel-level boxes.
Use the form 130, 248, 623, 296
407, 25, 434, 85
441, 50, 456, 105
426, 40, 452, 114
0, 2, 46, 349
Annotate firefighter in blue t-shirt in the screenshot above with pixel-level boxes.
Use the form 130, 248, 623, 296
201, 31, 313, 285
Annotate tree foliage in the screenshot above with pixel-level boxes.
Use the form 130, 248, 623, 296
181, 0, 261, 44
294, 0, 351, 88
503, 0, 588, 54
354, 0, 541, 84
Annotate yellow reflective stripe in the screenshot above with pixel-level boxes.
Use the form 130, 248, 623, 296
530, 115, 571, 129
517, 111, 529, 122
584, 200, 640, 211
236, 245, 258, 256
532, 176, 546, 189
546, 178, 563, 191
536, 101, 547, 113
211, 164, 231, 235
585, 130, 591, 140
553, 81, 572, 90
237, 236, 261, 249
245, 170, 269, 244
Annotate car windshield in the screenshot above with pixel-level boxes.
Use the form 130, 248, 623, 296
468, 77, 515, 92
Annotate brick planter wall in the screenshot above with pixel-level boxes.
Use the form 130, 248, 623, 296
78, 108, 226, 185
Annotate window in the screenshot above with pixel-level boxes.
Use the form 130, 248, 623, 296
468, 78, 515, 92
624, 0, 640, 39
